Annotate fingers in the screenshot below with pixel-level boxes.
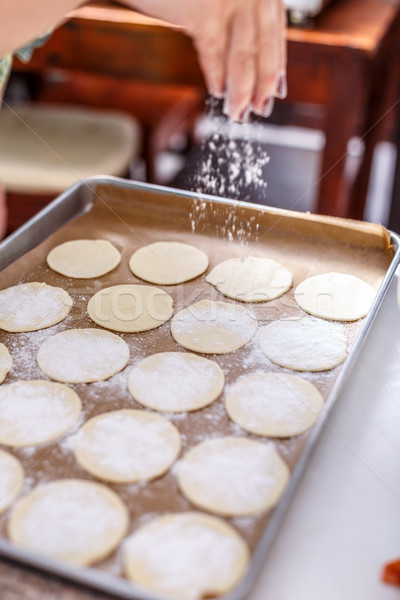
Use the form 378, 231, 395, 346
189, 0, 228, 98
252, 0, 286, 116
276, 0, 288, 98
174, 0, 287, 121
226, 2, 257, 121
192, 24, 227, 98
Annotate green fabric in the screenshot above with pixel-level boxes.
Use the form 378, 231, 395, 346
1, 31, 52, 96
0, 54, 13, 95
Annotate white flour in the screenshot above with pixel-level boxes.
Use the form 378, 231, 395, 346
177, 437, 288, 515
74, 410, 180, 481
0, 283, 72, 331
124, 513, 247, 599
192, 98, 270, 200
10, 480, 127, 561
0, 381, 81, 447
128, 352, 223, 412
37, 328, 130, 383
171, 300, 257, 353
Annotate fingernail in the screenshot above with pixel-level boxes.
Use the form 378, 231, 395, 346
211, 89, 225, 100
275, 72, 287, 99
237, 106, 250, 124
223, 96, 229, 116
261, 97, 275, 118
224, 97, 250, 123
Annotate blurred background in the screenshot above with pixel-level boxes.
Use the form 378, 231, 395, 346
0, 0, 399, 236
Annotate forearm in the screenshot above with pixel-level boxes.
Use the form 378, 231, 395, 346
120, 1, 184, 24
0, 0, 85, 57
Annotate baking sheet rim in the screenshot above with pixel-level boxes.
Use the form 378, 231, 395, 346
0, 176, 399, 600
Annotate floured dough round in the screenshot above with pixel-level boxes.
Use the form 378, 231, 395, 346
74, 409, 181, 483
171, 300, 257, 354
206, 256, 292, 302
0, 381, 81, 447
47, 239, 121, 279
0, 450, 24, 514
225, 372, 324, 437
123, 512, 249, 600
258, 318, 348, 371
37, 328, 129, 383
176, 437, 289, 516
128, 352, 224, 413
87, 284, 173, 333
0, 282, 72, 332
8, 479, 128, 565
0, 343, 12, 383
295, 272, 376, 321
129, 241, 209, 285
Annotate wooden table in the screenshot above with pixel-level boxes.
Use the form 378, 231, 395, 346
13, 0, 400, 219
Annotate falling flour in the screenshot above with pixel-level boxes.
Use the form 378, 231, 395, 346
192, 98, 270, 201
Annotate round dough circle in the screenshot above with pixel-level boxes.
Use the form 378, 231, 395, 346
74, 409, 181, 483
129, 241, 209, 285
0, 450, 24, 514
0, 282, 72, 332
294, 272, 376, 321
47, 239, 121, 279
37, 328, 130, 383
206, 256, 292, 302
128, 352, 225, 413
171, 300, 257, 354
123, 512, 249, 600
87, 284, 173, 333
176, 437, 289, 516
8, 479, 129, 565
258, 318, 348, 371
0, 343, 12, 383
225, 372, 324, 437
0, 381, 81, 447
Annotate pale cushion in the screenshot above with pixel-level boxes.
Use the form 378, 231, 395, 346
0, 105, 141, 193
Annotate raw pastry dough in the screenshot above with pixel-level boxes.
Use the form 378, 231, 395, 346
8, 479, 129, 566
128, 352, 224, 412
258, 318, 348, 371
295, 272, 376, 321
0, 343, 12, 383
206, 256, 292, 302
129, 241, 208, 285
74, 409, 181, 483
123, 512, 249, 600
87, 284, 173, 333
0, 380, 81, 447
225, 372, 324, 437
0, 450, 24, 514
176, 437, 289, 516
171, 300, 257, 354
47, 239, 121, 278
37, 328, 129, 383
0, 282, 72, 332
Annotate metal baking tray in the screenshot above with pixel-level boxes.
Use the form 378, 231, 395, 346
0, 176, 399, 600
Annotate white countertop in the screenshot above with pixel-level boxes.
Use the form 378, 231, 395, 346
250, 272, 400, 600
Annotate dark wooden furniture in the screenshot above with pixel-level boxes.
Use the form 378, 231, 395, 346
12, 0, 400, 220
387, 106, 400, 233
281, 0, 400, 218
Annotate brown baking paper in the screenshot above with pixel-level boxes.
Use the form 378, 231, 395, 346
0, 181, 394, 591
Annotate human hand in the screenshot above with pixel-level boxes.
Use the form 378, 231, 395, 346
128, 0, 287, 122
